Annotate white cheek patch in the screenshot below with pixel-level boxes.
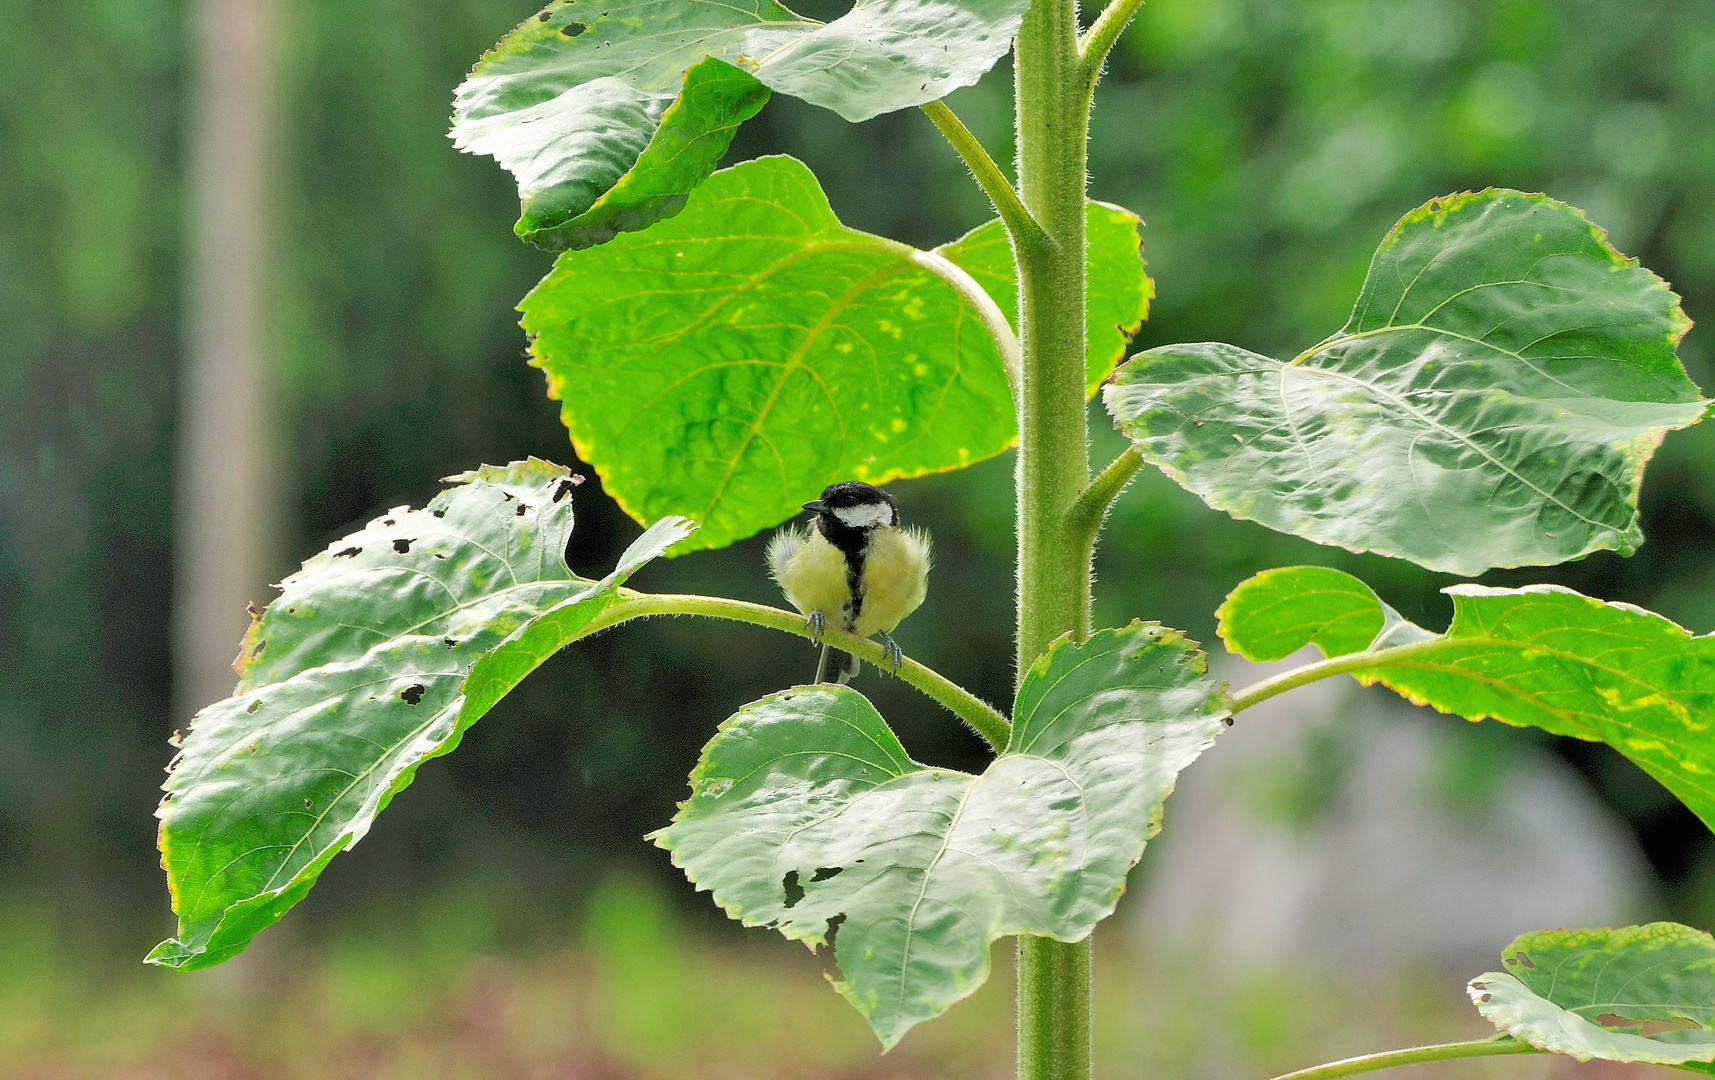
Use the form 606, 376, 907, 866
834, 502, 893, 529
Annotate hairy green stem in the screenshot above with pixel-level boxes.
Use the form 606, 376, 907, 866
1269, 1038, 1540, 1080
1226, 637, 1452, 715
1077, 0, 1146, 77
1012, 0, 1094, 1065
1066, 444, 1142, 572
921, 100, 1049, 252
583, 590, 1013, 751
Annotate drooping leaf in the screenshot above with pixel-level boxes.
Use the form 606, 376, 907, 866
523, 156, 1149, 552
941, 200, 1152, 394
1469, 923, 1715, 1066
1220, 566, 1715, 831
452, 0, 1030, 250
1215, 565, 1431, 661
1106, 190, 1707, 576
653, 622, 1229, 1048
150, 460, 693, 970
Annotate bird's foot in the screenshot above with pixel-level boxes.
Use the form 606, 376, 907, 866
805, 611, 826, 645
876, 631, 903, 677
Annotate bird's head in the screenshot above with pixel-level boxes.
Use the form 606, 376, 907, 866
803, 481, 898, 533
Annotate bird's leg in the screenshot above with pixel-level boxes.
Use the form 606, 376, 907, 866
805, 610, 826, 645
875, 631, 903, 677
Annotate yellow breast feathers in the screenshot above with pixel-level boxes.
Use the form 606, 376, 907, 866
767, 526, 852, 623
852, 525, 930, 638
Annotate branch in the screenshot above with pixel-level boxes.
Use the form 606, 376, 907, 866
919, 99, 1050, 253
578, 590, 1013, 752
1226, 636, 1452, 715
1066, 444, 1143, 575
1268, 1038, 1540, 1080
1078, 0, 1146, 78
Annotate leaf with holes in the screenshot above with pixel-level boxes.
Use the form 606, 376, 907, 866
453, 0, 1030, 250
652, 622, 1229, 1048
523, 155, 1150, 552
1220, 566, 1715, 831
942, 200, 1151, 394
1106, 190, 1707, 576
149, 460, 693, 970
1470, 923, 1715, 1066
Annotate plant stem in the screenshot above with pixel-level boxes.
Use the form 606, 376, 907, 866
921, 100, 1048, 252
1268, 1038, 1541, 1080
1012, 0, 1093, 1066
1225, 637, 1452, 715
1066, 444, 1142, 571
582, 590, 1013, 751
1077, 0, 1146, 76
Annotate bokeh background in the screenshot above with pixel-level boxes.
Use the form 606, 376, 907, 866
2, 0, 1713, 1076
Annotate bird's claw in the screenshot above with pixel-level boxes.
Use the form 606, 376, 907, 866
806, 611, 826, 645
877, 631, 903, 677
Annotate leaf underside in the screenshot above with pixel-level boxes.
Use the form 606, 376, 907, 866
1219, 566, 1715, 832
654, 622, 1230, 1049
151, 460, 693, 970
1471, 923, 1715, 1066
1106, 190, 1706, 576
452, 0, 1030, 250
521, 155, 1151, 553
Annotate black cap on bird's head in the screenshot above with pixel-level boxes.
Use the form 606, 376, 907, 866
803, 481, 898, 532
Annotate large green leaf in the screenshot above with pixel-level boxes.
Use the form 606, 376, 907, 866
653, 622, 1229, 1048
452, 0, 1030, 250
1219, 566, 1715, 831
1470, 924, 1715, 1066
150, 460, 693, 970
1106, 190, 1707, 576
522, 155, 1150, 552
942, 200, 1151, 394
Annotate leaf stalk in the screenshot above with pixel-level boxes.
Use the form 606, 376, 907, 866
1226, 637, 1452, 715
1267, 1038, 1540, 1080
581, 590, 1013, 751
1077, 0, 1146, 78
921, 100, 1050, 253
1066, 444, 1142, 567
911, 248, 1024, 405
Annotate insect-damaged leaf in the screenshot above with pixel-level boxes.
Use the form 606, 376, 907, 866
452, 0, 1031, 250
653, 622, 1229, 1048
1219, 566, 1715, 832
522, 155, 1151, 553
1106, 190, 1707, 576
150, 460, 692, 970
1470, 923, 1715, 1067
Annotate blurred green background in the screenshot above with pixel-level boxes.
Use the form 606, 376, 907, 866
1, 0, 1713, 1075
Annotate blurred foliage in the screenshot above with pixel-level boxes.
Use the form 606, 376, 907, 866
0, 873, 1542, 1078
0, 0, 1713, 977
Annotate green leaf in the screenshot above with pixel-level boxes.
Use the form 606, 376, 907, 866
150, 460, 693, 970
1470, 923, 1715, 1066
452, 0, 1030, 250
1220, 567, 1715, 832
523, 156, 1147, 552
1215, 565, 1390, 661
1106, 190, 1706, 576
941, 200, 1152, 394
653, 622, 1229, 1048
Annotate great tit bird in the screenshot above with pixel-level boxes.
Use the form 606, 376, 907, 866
766, 481, 931, 684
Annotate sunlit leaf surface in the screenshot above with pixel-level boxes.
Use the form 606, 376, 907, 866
151, 460, 692, 970
1470, 924, 1715, 1066
1220, 566, 1715, 830
452, 0, 1030, 249
1107, 191, 1706, 576
654, 622, 1229, 1048
523, 156, 1149, 552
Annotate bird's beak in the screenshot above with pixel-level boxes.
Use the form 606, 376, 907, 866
802, 500, 828, 513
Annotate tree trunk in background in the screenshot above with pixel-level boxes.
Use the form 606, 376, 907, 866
173, 0, 278, 723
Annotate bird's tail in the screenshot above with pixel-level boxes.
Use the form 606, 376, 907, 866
815, 644, 861, 685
